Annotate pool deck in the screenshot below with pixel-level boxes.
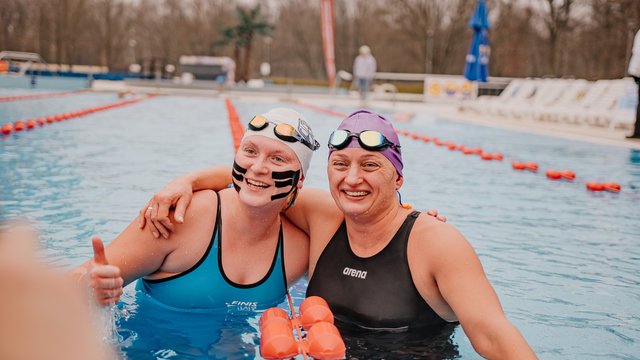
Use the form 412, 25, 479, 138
95, 80, 640, 150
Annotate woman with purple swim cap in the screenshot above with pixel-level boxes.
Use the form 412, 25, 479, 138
138, 110, 536, 359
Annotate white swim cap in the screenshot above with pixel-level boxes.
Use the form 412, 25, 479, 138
359, 45, 371, 55
241, 108, 318, 176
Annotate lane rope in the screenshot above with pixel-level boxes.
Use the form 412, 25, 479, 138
0, 89, 88, 103
1, 95, 156, 136
290, 99, 629, 196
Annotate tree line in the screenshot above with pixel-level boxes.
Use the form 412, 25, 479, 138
1, 0, 639, 81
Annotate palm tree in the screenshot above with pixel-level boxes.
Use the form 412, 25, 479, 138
217, 5, 273, 82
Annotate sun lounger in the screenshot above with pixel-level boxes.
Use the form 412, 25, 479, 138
460, 78, 525, 113
537, 80, 612, 124
531, 79, 590, 121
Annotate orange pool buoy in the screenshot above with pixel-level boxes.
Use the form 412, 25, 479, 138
492, 153, 504, 161
561, 170, 575, 181
586, 182, 604, 192
421, 135, 430, 142
46, 116, 55, 124
524, 162, 538, 172
462, 148, 474, 155
260, 307, 293, 330
411, 133, 419, 140
305, 322, 346, 360
259, 295, 345, 360
603, 182, 621, 193
260, 322, 299, 359
26, 119, 36, 129
299, 296, 334, 330
447, 143, 458, 151
481, 153, 493, 161
512, 161, 526, 170
36, 118, 45, 126
545, 169, 561, 180
1, 123, 13, 135
14, 121, 25, 131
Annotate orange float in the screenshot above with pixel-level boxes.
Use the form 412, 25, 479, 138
512, 161, 526, 170
481, 153, 493, 161
492, 153, 504, 161
524, 162, 538, 172
603, 182, 621, 193
545, 169, 561, 180
1, 123, 13, 135
586, 182, 605, 192
259, 296, 345, 360
14, 121, 25, 131
560, 170, 576, 181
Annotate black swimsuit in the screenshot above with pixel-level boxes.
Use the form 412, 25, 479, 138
306, 211, 449, 330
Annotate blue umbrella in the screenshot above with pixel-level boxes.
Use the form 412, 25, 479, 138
464, 0, 490, 82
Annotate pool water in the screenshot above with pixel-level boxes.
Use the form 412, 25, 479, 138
1, 86, 639, 359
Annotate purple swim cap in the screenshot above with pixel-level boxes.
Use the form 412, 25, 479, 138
329, 109, 403, 176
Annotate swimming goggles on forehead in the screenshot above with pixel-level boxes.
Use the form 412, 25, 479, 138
248, 115, 320, 151
328, 129, 401, 152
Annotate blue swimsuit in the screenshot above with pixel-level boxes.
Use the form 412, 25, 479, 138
137, 192, 288, 311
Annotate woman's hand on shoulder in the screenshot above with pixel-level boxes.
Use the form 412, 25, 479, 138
138, 176, 195, 239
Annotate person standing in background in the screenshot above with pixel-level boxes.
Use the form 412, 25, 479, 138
627, 28, 640, 139
353, 45, 376, 102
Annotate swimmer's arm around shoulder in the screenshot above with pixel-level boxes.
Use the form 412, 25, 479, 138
283, 187, 342, 235
417, 222, 537, 359
139, 166, 231, 238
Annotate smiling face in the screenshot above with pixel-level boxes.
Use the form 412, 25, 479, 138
234, 135, 303, 208
328, 147, 403, 218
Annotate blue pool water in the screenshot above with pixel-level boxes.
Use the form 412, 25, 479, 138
1, 86, 639, 359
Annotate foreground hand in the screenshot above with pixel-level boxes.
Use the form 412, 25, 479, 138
427, 209, 447, 223
89, 237, 123, 306
138, 178, 194, 239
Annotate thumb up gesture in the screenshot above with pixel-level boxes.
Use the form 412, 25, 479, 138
89, 237, 124, 306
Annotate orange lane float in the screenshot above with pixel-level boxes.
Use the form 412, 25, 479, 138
524, 162, 538, 172
14, 121, 25, 131
586, 182, 605, 192
260, 296, 346, 360
603, 182, 621, 193
224, 98, 245, 151
561, 170, 576, 181
585, 181, 621, 192
1, 123, 13, 135
546, 169, 576, 181
283, 101, 627, 198
545, 169, 562, 180
2, 95, 155, 139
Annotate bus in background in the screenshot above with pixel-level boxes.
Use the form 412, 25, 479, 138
178, 56, 235, 85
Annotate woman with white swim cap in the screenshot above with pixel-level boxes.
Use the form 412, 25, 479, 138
72, 108, 319, 310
